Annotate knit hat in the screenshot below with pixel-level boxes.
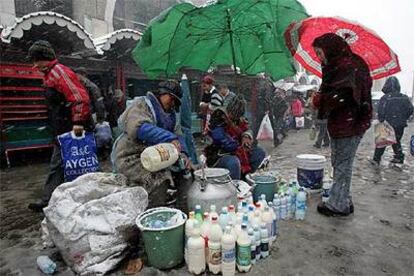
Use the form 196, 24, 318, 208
28, 40, 56, 62
157, 79, 182, 105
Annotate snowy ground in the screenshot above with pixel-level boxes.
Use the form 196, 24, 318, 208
1, 123, 413, 276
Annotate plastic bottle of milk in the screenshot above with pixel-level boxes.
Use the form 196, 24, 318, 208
261, 206, 273, 247
259, 194, 268, 211
208, 216, 223, 274
140, 143, 179, 172
234, 215, 243, 237
201, 212, 210, 263
209, 205, 218, 222
268, 202, 278, 241
296, 188, 307, 220
322, 177, 333, 203
195, 205, 203, 225
236, 224, 251, 272
260, 223, 270, 259
247, 205, 255, 224
253, 224, 261, 261
289, 182, 297, 219
286, 193, 292, 219
247, 228, 256, 265
187, 222, 206, 274
242, 213, 249, 228
227, 220, 237, 238
221, 226, 236, 276
219, 207, 230, 230
185, 211, 196, 263
281, 194, 288, 220
273, 194, 281, 221
228, 205, 237, 225
252, 207, 262, 227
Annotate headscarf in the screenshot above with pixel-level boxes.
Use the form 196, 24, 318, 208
226, 95, 246, 120
312, 33, 372, 105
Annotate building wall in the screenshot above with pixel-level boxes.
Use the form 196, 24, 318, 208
0, 0, 16, 26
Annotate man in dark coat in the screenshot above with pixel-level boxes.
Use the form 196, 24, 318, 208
271, 89, 289, 146
371, 77, 413, 164
75, 68, 106, 123
312, 33, 373, 216
27, 40, 92, 212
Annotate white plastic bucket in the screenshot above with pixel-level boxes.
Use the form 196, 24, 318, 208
296, 154, 326, 189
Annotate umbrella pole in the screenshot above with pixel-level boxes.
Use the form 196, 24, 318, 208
226, 9, 238, 76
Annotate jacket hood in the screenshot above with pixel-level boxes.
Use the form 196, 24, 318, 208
382, 76, 401, 94
312, 33, 352, 63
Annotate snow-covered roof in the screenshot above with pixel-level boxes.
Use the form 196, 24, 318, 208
94, 29, 142, 52
0, 11, 100, 54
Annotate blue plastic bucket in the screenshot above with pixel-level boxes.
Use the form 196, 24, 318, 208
296, 154, 326, 189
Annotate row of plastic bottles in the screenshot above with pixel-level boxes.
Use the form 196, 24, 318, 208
274, 180, 307, 221
185, 192, 290, 275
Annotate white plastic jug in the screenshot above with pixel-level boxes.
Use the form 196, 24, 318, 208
140, 143, 179, 172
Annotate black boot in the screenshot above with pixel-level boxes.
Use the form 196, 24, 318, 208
28, 202, 47, 212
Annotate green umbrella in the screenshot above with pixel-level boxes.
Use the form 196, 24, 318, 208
133, 0, 308, 81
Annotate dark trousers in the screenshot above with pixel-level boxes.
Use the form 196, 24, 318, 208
41, 144, 64, 204
315, 120, 330, 147
374, 126, 405, 162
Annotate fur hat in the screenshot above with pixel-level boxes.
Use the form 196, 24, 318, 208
28, 40, 56, 62
157, 79, 182, 105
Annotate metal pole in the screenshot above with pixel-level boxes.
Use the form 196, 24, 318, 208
226, 9, 237, 75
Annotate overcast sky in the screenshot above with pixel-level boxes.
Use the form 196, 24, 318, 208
300, 0, 414, 95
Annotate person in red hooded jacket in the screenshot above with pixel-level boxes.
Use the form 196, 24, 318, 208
312, 33, 372, 216
27, 40, 92, 212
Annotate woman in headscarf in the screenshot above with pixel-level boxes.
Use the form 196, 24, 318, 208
312, 33, 373, 216
204, 96, 266, 180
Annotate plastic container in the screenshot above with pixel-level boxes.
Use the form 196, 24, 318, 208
185, 211, 196, 263
140, 143, 179, 172
187, 223, 206, 274
36, 256, 56, 275
253, 225, 261, 261
236, 224, 251, 272
222, 226, 236, 276
260, 223, 270, 259
248, 228, 256, 265
208, 216, 223, 274
296, 154, 326, 189
295, 188, 307, 220
136, 207, 187, 269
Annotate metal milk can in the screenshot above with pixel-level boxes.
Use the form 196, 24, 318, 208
187, 168, 237, 213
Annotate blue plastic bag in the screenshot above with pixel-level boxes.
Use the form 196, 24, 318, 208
58, 131, 100, 182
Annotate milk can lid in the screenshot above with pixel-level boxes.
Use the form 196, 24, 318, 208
194, 168, 230, 179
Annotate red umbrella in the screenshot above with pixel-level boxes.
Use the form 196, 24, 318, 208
284, 17, 400, 80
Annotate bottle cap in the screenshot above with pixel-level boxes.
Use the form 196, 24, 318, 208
195, 204, 201, 209
203, 212, 209, 219
212, 215, 218, 221
228, 205, 235, 211
210, 205, 216, 211
241, 223, 247, 229
248, 206, 254, 211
